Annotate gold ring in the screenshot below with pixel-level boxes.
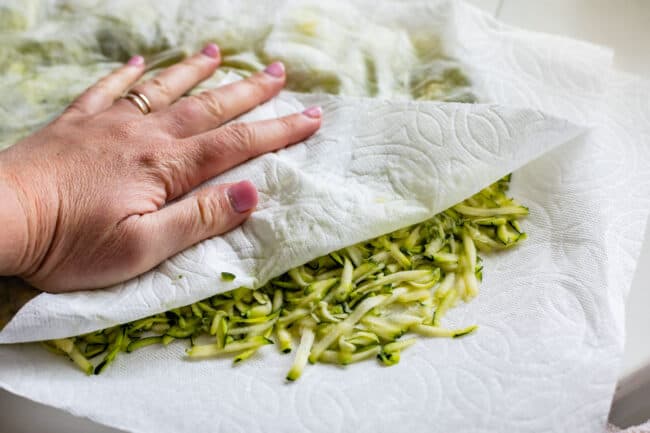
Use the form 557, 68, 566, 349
124, 90, 152, 115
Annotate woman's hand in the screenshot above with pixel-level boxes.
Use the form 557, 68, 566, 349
0, 43, 322, 293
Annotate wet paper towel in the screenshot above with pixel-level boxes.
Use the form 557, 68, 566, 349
1, 1, 650, 433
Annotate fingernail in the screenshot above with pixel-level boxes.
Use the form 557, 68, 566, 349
227, 181, 258, 214
264, 61, 285, 78
127, 55, 144, 67
302, 106, 322, 119
201, 42, 220, 58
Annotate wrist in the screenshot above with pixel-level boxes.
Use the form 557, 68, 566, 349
0, 175, 30, 276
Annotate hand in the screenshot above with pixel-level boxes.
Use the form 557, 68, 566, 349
0, 43, 322, 293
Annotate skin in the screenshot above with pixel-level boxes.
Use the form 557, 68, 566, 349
0, 43, 322, 293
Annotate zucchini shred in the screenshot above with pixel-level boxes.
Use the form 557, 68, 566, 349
42, 176, 528, 380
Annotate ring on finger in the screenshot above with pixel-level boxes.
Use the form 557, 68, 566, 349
123, 90, 152, 115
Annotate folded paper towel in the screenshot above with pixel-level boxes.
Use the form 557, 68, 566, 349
1, 1, 649, 433
0, 95, 583, 343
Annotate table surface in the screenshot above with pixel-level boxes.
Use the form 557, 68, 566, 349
1, 1, 649, 432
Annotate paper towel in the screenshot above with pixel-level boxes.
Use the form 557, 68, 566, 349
1, 1, 649, 433
0, 95, 582, 342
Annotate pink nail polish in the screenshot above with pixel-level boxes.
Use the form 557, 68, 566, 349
227, 181, 258, 213
127, 55, 144, 67
264, 61, 285, 78
302, 106, 322, 119
201, 43, 220, 58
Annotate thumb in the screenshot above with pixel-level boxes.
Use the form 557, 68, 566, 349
135, 180, 258, 267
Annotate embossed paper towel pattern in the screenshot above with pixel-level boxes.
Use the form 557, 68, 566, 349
0, 95, 582, 342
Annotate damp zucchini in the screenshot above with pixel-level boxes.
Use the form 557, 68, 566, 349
43, 176, 527, 380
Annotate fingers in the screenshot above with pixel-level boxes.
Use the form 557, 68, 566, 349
155, 61, 286, 137
64, 55, 146, 116
169, 108, 322, 197
129, 181, 258, 270
114, 43, 221, 115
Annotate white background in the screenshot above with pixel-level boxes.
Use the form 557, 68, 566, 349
1, 1, 648, 431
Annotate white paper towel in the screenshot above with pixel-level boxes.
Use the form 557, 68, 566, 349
0, 95, 582, 343
1, 1, 649, 433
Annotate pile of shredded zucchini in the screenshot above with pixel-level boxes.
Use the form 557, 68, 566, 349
43, 175, 527, 380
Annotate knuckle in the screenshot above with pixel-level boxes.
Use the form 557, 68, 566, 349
245, 75, 274, 97
277, 116, 296, 136
194, 91, 226, 122
184, 57, 211, 78
164, 99, 200, 136
224, 123, 256, 154
132, 143, 187, 198
175, 97, 202, 119
147, 77, 172, 99
194, 192, 227, 230
92, 77, 113, 94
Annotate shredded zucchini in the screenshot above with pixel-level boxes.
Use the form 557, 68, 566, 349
221, 272, 236, 282
43, 176, 527, 379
